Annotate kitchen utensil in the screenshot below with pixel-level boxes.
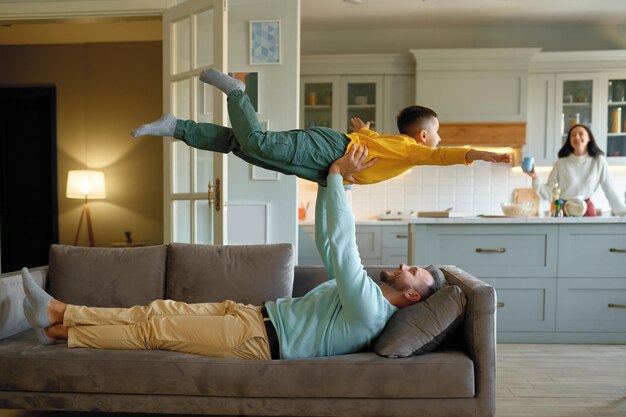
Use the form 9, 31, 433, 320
512, 188, 539, 217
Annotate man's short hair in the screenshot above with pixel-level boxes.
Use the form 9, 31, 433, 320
396, 105, 438, 136
423, 264, 446, 299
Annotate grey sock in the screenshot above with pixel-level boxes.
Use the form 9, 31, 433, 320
21, 267, 52, 328
23, 298, 55, 345
199, 68, 245, 94
131, 113, 177, 138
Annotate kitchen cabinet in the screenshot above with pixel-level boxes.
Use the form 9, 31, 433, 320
556, 224, 626, 333
301, 54, 415, 134
298, 223, 409, 266
410, 48, 538, 123
409, 218, 626, 343
526, 51, 626, 166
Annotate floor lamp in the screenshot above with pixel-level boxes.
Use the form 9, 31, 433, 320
66, 170, 106, 247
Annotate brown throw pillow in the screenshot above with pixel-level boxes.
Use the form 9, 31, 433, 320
374, 285, 466, 358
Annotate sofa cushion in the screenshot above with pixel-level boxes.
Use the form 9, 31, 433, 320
166, 243, 294, 305
0, 268, 47, 340
374, 285, 466, 358
48, 244, 167, 307
0, 331, 474, 399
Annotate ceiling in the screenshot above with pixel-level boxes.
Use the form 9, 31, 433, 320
300, 0, 626, 30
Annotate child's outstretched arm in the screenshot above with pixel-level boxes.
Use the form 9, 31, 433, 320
349, 117, 370, 132
465, 149, 512, 164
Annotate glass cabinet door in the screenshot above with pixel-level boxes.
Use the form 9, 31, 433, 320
560, 79, 593, 144
301, 76, 339, 129
606, 77, 626, 158
346, 82, 377, 131
341, 76, 383, 132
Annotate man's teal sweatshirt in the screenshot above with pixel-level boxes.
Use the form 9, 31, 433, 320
265, 174, 397, 359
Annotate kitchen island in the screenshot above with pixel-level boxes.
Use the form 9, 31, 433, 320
409, 216, 626, 343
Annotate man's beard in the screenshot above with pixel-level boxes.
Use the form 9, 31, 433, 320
380, 270, 405, 292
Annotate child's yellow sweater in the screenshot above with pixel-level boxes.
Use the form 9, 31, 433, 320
344, 128, 471, 184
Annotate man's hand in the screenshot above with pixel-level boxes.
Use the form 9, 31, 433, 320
329, 144, 377, 183
350, 117, 370, 132
466, 149, 512, 164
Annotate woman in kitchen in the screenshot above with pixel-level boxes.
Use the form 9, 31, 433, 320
523, 124, 626, 216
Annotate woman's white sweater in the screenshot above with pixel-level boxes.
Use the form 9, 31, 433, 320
532, 153, 626, 215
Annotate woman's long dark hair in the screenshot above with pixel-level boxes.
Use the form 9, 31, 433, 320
558, 124, 604, 158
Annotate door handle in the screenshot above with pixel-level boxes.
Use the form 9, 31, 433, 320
609, 248, 626, 253
207, 181, 214, 208
215, 178, 221, 212
497, 302, 505, 308
207, 179, 222, 211
608, 303, 626, 308
476, 248, 506, 253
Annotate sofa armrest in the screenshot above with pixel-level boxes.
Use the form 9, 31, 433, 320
0, 266, 49, 340
441, 265, 496, 417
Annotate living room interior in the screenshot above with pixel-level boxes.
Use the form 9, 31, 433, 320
1, 1, 626, 417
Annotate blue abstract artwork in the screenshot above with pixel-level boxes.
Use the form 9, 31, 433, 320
250, 20, 281, 65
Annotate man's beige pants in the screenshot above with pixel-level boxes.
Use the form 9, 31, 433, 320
64, 299, 272, 360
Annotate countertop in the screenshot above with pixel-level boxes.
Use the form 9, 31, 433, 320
299, 220, 408, 226
408, 216, 626, 224
300, 216, 626, 226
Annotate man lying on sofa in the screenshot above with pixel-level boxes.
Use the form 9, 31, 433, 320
21, 144, 445, 360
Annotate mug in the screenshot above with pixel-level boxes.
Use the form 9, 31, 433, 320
521, 156, 534, 172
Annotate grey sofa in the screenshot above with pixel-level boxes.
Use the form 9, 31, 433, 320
0, 243, 496, 417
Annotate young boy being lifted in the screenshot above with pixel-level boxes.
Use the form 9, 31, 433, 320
132, 69, 511, 185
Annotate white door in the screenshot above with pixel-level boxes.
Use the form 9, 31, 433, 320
163, 0, 228, 245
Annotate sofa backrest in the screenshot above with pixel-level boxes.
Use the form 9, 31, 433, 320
293, 265, 387, 297
48, 244, 168, 307
165, 243, 294, 305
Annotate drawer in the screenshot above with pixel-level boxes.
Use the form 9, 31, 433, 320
483, 278, 556, 332
382, 248, 407, 266
420, 225, 558, 277
556, 278, 626, 332
355, 226, 382, 260
382, 226, 409, 248
558, 225, 626, 278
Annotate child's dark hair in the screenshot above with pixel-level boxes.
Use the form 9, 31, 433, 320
558, 124, 604, 158
396, 105, 438, 135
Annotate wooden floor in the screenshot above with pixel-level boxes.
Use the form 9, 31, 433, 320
1, 344, 625, 417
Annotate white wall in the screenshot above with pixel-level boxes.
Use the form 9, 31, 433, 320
298, 164, 626, 220
227, 0, 299, 246
302, 24, 626, 55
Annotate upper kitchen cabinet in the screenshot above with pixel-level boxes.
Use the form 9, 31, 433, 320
301, 54, 415, 133
411, 48, 540, 123
604, 73, 626, 161
301, 76, 340, 130
527, 51, 626, 166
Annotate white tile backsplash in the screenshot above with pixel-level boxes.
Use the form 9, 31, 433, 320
297, 165, 626, 221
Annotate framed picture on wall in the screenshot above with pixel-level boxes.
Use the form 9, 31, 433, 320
228, 71, 259, 112
249, 20, 281, 65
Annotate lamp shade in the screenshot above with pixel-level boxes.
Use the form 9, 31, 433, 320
66, 170, 106, 199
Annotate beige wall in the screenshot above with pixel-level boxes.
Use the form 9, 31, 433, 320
0, 41, 163, 246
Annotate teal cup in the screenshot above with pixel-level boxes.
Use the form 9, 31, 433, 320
522, 156, 534, 172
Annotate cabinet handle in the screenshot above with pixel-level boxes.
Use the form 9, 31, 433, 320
497, 302, 505, 308
395, 234, 408, 239
608, 303, 626, 308
609, 248, 626, 253
476, 248, 506, 253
